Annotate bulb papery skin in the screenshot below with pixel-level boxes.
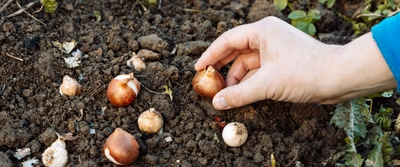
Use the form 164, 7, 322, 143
192, 66, 226, 99
138, 108, 164, 134
127, 54, 146, 71
42, 138, 68, 167
103, 128, 140, 165
59, 75, 81, 97
222, 122, 248, 147
107, 73, 140, 107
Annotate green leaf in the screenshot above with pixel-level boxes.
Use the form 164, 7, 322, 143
319, 0, 335, 8
365, 90, 393, 98
388, 0, 396, 9
344, 136, 357, 152
40, 0, 58, 13
93, 10, 101, 22
366, 142, 384, 167
308, 9, 321, 20
374, 105, 392, 130
344, 151, 363, 167
273, 0, 288, 11
327, 0, 335, 8
271, 154, 276, 167
212, 132, 219, 143
377, 4, 386, 11
367, 10, 383, 21
291, 20, 316, 36
306, 23, 316, 36
381, 133, 394, 164
352, 22, 367, 36
163, 85, 173, 101
330, 99, 372, 139
145, 0, 157, 6
366, 133, 394, 166
288, 10, 307, 19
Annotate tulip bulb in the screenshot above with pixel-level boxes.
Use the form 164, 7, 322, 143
138, 108, 163, 134
42, 138, 67, 167
59, 75, 81, 97
42, 133, 77, 167
192, 66, 226, 99
103, 128, 140, 165
107, 73, 140, 107
222, 122, 248, 147
127, 53, 146, 71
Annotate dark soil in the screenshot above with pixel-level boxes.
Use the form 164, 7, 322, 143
0, 0, 369, 166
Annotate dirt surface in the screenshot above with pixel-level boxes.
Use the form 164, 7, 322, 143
0, 0, 366, 166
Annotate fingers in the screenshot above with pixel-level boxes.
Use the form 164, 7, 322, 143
195, 23, 259, 71
226, 53, 260, 86
211, 50, 241, 70
240, 69, 258, 83
213, 70, 267, 110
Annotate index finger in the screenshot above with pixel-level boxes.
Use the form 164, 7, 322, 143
194, 23, 260, 71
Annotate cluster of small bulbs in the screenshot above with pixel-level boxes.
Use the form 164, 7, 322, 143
102, 108, 164, 165
57, 63, 248, 165
192, 66, 249, 147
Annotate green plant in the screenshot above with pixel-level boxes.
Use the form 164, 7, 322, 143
352, 22, 368, 36
40, 0, 58, 13
374, 105, 393, 131
144, 0, 157, 6
327, 97, 398, 167
319, 0, 335, 8
359, 0, 399, 21
288, 9, 321, 36
273, 0, 288, 11
350, 0, 399, 36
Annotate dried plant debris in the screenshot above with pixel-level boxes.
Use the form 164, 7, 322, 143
14, 148, 31, 160
22, 158, 39, 167
52, 40, 77, 54
62, 49, 83, 68
52, 40, 88, 68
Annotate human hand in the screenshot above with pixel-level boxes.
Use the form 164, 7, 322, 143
195, 16, 396, 110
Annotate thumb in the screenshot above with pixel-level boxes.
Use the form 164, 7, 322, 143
212, 72, 267, 110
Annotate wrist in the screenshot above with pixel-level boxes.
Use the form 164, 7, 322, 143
319, 33, 396, 103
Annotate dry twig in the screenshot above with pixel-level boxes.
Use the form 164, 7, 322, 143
5, 52, 23, 61
0, 0, 14, 13
5, 0, 38, 18
89, 83, 106, 97
14, 0, 46, 26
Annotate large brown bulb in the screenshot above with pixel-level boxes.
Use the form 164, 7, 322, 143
103, 128, 140, 165
107, 73, 140, 107
192, 66, 226, 99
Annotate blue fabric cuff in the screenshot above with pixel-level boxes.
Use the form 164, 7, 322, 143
372, 14, 400, 90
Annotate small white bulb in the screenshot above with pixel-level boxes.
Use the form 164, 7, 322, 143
127, 53, 146, 71
42, 138, 68, 167
222, 122, 248, 147
138, 108, 163, 134
59, 75, 81, 97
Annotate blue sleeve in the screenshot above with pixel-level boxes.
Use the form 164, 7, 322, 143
372, 14, 400, 90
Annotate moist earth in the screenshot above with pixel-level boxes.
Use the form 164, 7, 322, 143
0, 0, 366, 166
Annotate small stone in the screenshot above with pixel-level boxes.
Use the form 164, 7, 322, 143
22, 89, 33, 97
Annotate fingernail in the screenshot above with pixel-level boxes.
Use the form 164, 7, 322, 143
213, 97, 230, 110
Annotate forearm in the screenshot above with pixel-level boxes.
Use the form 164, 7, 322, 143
320, 33, 397, 104
341, 33, 396, 92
